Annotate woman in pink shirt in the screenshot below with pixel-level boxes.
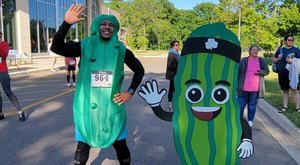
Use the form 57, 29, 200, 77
237, 44, 269, 127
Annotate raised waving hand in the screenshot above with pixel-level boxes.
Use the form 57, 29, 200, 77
64, 4, 85, 25
138, 80, 167, 107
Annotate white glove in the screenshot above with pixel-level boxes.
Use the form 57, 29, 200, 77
236, 138, 254, 159
138, 80, 167, 107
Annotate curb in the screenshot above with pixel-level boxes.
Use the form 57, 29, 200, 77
257, 98, 300, 142
257, 99, 300, 164
9, 66, 66, 78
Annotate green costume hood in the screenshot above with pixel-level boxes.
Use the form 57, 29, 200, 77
74, 14, 127, 148
87, 14, 121, 61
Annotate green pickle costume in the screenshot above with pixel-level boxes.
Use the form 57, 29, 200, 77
139, 23, 253, 164
74, 15, 127, 148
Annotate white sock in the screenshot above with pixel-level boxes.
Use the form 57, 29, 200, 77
168, 102, 172, 107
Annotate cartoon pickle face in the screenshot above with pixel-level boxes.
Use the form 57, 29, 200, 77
138, 22, 253, 165
185, 78, 230, 121
178, 53, 236, 122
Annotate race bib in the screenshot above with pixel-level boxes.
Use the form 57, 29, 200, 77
91, 70, 113, 88
69, 60, 75, 65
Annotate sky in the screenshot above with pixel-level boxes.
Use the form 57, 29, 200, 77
169, 0, 219, 10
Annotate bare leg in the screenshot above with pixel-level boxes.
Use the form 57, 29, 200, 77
51, 57, 57, 71
291, 89, 300, 109
283, 89, 289, 108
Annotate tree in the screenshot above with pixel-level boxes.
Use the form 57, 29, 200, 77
194, 2, 218, 24
277, 4, 300, 37
136, 36, 148, 50
105, 0, 300, 51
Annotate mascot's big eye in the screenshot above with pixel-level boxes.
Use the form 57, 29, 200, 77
211, 86, 229, 104
185, 85, 204, 103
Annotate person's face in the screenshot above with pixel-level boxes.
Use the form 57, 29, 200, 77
285, 37, 294, 47
173, 42, 179, 51
249, 46, 259, 57
100, 20, 114, 39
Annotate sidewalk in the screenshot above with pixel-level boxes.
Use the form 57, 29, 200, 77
257, 99, 300, 164
8, 56, 66, 77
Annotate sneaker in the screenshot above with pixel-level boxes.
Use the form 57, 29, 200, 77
248, 121, 253, 127
67, 83, 72, 87
72, 82, 76, 87
50, 69, 55, 72
18, 111, 26, 122
0, 113, 4, 120
278, 107, 287, 113
168, 106, 173, 112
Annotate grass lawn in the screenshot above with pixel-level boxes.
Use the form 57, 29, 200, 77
133, 50, 167, 56
264, 57, 300, 128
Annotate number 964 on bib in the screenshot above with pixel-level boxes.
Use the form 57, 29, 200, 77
91, 70, 113, 88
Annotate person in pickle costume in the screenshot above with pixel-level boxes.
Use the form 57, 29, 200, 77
138, 23, 253, 164
50, 4, 144, 165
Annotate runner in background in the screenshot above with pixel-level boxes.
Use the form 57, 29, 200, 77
65, 57, 77, 87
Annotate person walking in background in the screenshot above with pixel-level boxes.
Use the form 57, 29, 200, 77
237, 44, 269, 127
48, 38, 59, 72
51, 4, 144, 165
165, 40, 180, 111
65, 57, 77, 87
272, 34, 300, 113
0, 31, 26, 121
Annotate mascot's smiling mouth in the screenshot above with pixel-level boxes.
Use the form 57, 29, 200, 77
191, 107, 221, 121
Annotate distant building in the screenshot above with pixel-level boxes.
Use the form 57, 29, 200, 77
0, 0, 120, 62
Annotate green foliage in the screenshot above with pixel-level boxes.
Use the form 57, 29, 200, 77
105, 0, 300, 52
136, 36, 149, 50
194, 2, 218, 24
175, 10, 201, 41
277, 4, 300, 37
263, 51, 274, 58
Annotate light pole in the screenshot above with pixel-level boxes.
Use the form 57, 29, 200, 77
238, 6, 241, 40
0, 0, 3, 36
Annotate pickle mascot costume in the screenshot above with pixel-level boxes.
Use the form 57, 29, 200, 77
74, 15, 127, 148
138, 23, 254, 164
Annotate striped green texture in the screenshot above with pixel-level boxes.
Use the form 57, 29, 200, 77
173, 53, 241, 165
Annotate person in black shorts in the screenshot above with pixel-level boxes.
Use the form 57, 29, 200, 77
65, 57, 77, 87
273, 34, 300, 113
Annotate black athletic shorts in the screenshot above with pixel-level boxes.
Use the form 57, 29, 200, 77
67, 65, 76, 71
278, 74, 300, 90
